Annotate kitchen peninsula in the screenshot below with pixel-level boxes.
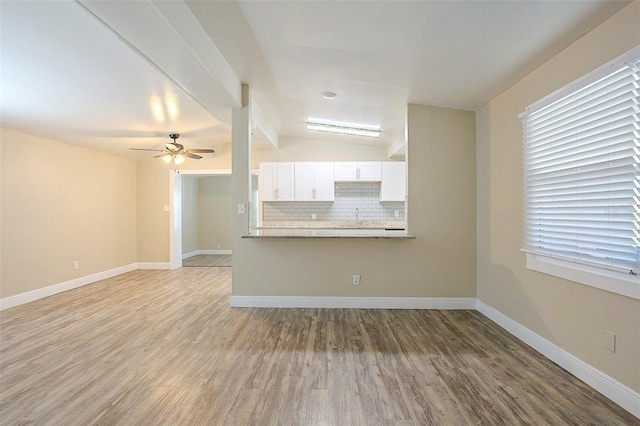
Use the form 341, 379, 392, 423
244, 161, 414, 239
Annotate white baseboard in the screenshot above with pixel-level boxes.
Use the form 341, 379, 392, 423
230, 296, 476, 309
182, 250, 200, 260
476, 300, 640, 419
137, 262, 171, 269
0, 263, 137, 311
182, 250, 232, 260
200, 249, 232, 255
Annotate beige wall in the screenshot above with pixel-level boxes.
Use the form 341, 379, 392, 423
181, 176, 199, 255
0, 128, 137, 298
198, 176, 232, 250
252, 136, 392, 164
135, 136, 392, 261
231, 105, 476, 298
476, 2, 640, 392
136, 144, 232, 262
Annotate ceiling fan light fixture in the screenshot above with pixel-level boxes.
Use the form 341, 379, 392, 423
174, 154, 186, 165
131, 134, 214, 165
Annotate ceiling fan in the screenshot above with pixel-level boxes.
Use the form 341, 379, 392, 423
130, 133, 215, 165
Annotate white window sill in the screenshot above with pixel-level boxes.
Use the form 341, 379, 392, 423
525, 253, 640, 300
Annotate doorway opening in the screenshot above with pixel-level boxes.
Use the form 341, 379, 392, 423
169, 169, 231, 269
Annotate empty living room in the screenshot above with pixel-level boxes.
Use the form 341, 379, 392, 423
1, 0, 639, 424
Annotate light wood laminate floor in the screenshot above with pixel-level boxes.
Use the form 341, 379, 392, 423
1, 267, 637, 425
183, 255, 232, 267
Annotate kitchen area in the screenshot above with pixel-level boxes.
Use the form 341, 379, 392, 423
244, 160, 414, 239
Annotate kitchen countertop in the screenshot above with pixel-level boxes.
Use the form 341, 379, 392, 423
243, 228, 415, 239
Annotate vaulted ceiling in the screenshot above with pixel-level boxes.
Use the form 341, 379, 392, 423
0, 0, 630, 159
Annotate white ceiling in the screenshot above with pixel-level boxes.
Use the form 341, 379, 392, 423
0, 0, 630, 159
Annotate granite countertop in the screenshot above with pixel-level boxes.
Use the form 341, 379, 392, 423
242, 228, 415, 239
257, 220, 406, 230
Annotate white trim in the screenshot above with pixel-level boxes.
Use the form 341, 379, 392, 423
183, 249, 232, 259
199, 249, 232, 255
182, 250, 200, 260
0, 263, 137, 311
169, 170, 182, 270
174, 169, 232, 176
137, 262, 171, 270
526, 253, 640, 300
476, 300, 640, 419
230, 296, 476, 309
169, 168, 234, 271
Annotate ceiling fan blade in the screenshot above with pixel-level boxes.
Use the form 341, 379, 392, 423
130, 148, 165, 152
153, 153, 170, 158
187, 149, 215, 153
185, 153, 203, 159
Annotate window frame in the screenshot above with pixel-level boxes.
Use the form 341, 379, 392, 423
521, 46, 640, 300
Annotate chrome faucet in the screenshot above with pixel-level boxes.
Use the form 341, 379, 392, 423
355, 208, 363, 227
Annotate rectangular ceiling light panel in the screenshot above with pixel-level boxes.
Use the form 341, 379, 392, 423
306, 119, 381, 138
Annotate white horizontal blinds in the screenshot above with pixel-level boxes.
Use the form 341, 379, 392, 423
522, 50, 640, 273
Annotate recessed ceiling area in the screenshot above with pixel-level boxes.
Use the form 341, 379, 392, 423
1, 0, 631, 159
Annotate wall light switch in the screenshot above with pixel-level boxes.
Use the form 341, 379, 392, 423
238, 203, 246, 215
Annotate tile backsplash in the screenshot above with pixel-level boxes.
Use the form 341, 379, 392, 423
262, 182, 405, 222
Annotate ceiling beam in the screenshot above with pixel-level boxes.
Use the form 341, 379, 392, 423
77, 0, 241, 128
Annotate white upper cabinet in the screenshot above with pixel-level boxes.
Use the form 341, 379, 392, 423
259, 162, 277, 201
259, 162, 294, 201
334, 162, 382, 182
358, 162, 383, 181
380, 162, 406, 202
260, 161, 402, 202
312, 163, 335, 201
334, 162, 358, 181
276, 163, 295, 200
293, 163, 314, 200
294, 162, 335, 201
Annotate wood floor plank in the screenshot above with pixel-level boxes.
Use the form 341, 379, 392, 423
182, 255, 232, 267
1, 267, 637, 425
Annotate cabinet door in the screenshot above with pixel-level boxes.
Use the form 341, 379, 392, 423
294, 163, 314, 201
334, 162, 358, 181
380, 162, 406, 201
358, 162, 382, 181
276, 162, 295, 200
259, 163, 277, 201
313, 162, 335, 201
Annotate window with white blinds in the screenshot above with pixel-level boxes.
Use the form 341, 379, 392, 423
521, 46, 640, 277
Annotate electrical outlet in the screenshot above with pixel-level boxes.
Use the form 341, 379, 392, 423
394, 210, 400, 218
312, 213, 317, 220
353, 274, 360, 285
237, 203, 246, 214
73, 261, 80, 270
